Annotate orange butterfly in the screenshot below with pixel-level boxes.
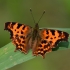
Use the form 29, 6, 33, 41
4, 9, 69, 58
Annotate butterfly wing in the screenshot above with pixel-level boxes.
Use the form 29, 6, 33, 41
32, 29, 69, 58
4, 22, 32, 54
43, 29, 69, 47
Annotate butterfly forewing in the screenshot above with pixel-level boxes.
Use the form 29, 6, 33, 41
4, 22, 32, 54
43, 29, 69, 47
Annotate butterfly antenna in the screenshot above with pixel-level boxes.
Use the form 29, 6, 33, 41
30, 8, 35, 24
37, 10, 45, 23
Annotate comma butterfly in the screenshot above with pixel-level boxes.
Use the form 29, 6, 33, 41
4, 9, 69, 58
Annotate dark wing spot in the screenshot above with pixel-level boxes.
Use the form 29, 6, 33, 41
58, 31, 69, 41
15, 43, 18, 47
19, 44, 24, 46
16, 45, 20, 50
38, 51, 44, 56
41, 40, 47, 44
11, 22, 16, 29
46, 30, 49, 34
15, 34, 18, 37
17, 23, 22, 29
20, 36, 25, 39
58, 30, 62, 37
4, 22, 16, 30
21, 30, 24, 34
20, 36, 23, 38
11, 22, 16, 25
22, 41, 25, 43
46, 36, 49, 39
17, 31, 19, 33
38, 52, 41, 54
15, 29, 16, 31
50, 30, 55, 35
11, 22, 17, 28
49, 41, 53, 44
22, 25, 26, 30
54, 37, 56, 38
19, 48, 22, 51
4, 22, 10, 30
4, 22, 14, 39
50, 37, 53, 39
63, 32, 69, 40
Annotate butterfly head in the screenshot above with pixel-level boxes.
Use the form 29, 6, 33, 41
34, 23, 39, 29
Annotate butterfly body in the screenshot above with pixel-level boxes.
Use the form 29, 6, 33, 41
4, 22, 69, 58
31, 23, 39, 40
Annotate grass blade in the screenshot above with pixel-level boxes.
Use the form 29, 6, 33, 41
0, 28, 70, 70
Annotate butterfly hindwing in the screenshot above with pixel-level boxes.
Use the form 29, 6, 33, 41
4, 22, 32, 54
32, 29, 52, 58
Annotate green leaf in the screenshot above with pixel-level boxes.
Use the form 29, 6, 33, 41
0, 28, 70, 70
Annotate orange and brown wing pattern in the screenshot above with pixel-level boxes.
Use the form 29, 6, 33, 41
33, 29, 69, 58
32, 29, 52, 58
33, 39, 52, 58
4, 22, 32, 54
42, 29, 69, 48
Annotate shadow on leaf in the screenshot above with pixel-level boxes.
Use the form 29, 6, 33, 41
52, 41, 69, 51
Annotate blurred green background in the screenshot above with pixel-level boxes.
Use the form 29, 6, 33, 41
0, 0, 70, 70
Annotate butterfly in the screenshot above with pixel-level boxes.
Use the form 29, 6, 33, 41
4, 9, 69, 58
